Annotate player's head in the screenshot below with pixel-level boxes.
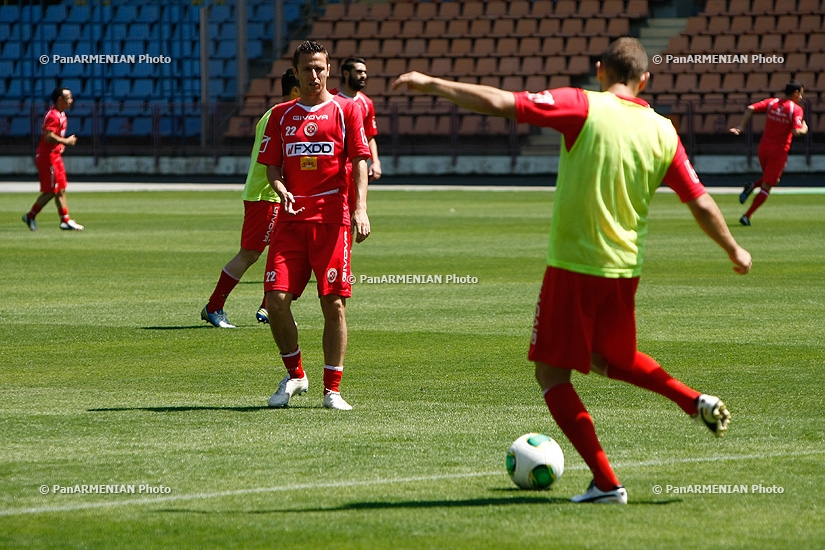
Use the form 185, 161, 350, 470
597, 37, 649, 91
341, 57, 368, 92
51, 87, 73, 110
785, 80, 804, 101
292, 40, 331, 98
281, 68, 300, 100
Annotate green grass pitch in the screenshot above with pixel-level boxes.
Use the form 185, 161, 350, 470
1, 187, 824, 549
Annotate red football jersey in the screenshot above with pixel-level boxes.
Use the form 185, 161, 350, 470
35, 107, 68, 159
331, 89, 378, 140
257, 96, 370, 224
751, 97, 805, 153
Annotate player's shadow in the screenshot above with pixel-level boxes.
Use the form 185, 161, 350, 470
88, 405, 268, 413
142, 325, 215, 330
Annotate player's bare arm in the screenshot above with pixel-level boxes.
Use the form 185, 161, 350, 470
265, 164, 304, 215
729, 106, 755, 135
351, 156, 370, 243
45, 130, 77, 146
687, 193, 752, 274
368, 138, 381, 181
392, 72, 516, 118
794, 120, 809, 136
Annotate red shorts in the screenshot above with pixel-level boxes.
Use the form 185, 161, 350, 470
757, 146, 788, 185
264, 221, 352, 298
528, 267, 639, 373
36, 154, 67, 193
240, 200, 279, 253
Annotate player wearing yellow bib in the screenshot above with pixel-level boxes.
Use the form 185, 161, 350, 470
202, 69, 300, 328
394, 38, 752, 504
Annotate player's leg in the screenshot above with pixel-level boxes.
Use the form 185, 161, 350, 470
537, 362, 625, 503
312, 223, 354, 410
529, 267, 625, 503
265, 222, 311, 408
203, 248, 261, 327
742, 151, 783, 225
52, 160, 82, 230
24, 161, 58, 230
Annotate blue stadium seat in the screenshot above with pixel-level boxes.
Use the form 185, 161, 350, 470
248, 22, 265, 40
208, 78, 225, 98
10, 117, 33, 136
128, 23, 153, 42
5, 79, 21, 98
110, 79, 132, 98
122, 42, 144, 58
132, 79, 155, 100
131, 117, 153, 136
58, 23, 82, 42
113, 5, 137, 23
219, 22, 236, 40
137, 5, 160, 23
33, 23, 57, 41
20, 5, 43, 23
0, 116, 11, 136
105, 117, 132, 136
59, 62, 85, 78
0, 5, 18, 23
43, 4, 67, 23
2, 43, 21, 59
184, 117, 201, 137
211, 5, 232, 22
76, 117, 93, 137
214, 41, 236, 59
103, 23, 128, 41
66, 5, 91, 23
248, 40, 263, 59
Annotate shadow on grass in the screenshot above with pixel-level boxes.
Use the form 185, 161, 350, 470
157, 495, 573, 515
142, 326, 214, 330
88, 405, 269, 413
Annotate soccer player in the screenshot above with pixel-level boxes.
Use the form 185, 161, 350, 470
258, 41, 371, 411
201, 69, 300, 329
22, 87, 83, 231
332, 57, 382, 186
730, 80, 808, 226
393, 37, 752, 504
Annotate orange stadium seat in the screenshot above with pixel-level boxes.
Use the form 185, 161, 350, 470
761, 34, 783, 52
785, 33, 808, 53
729, 15, 753, 34
518, 37, 542, 57
536, 19, 561, 37
607, 18, 631, 36
578, 0, 601, 18
682, 17, 707, 35
698, 73, 722, 94
381, 58, 407, 79
601, 0, 624, 18
485, 1, 509, 19
499, 55, 523, 74
430, 57, 452, 76
507, 1, 532, 20
799, 15, 822, 33
359, 39, 381, 59
377, 20, 401, 39
775, 15, 800, 34
793, 0, 823, 15
368, 3, 390, 20
544, 56, 567, 76
667, 35, 690, 54
558, 18, 583, 38
751, 15, 776, 34
703, 0, 726, 16
448, 38, 473, 58
565, 37, 589, 57
713, 35, 737, 53
783, 53, 808, 72
704, 16, 730, 35
749, 0, 778, 15
803, 34, 825, 53
721, 72, 746, 93
497, 38, 520, 57
691, 35, 713, 54
543, 37, 565, 56
551, 0, 577, 19
401, 39, 426, 58
379, 39, 403, 59
318, 3, 344, 22
333, 20, 356, 40
400, 20, 424, 39
625, 0, 649, 18
737, 34, 760, 53
461, 2, 486, 20
356, 20, 378, 40
389, 3, 414, 21
471, 57, 498, 77
342, 3, 368, 22
585, 36, 610, 56
436, 2, 461, 20
565, 56, 591, 76
530, 1, 555, 19
674, 73, 698, 94
310, 20, 333, 40
514, 19, 539, 39
490, 19, 515, 38
471, 38, 496, 58
406, 58, 429, 74
445, 19, 470, 39
449, 57, 475, 77
502, 76, 524, 91
468, 19, 492, 38
423, 19, 447, 39
724, 0, 750, 16
582, 18, 607, 37
808, 53, 825, 71
426, 38, 450, 58
745, 72, 770, 94
414, 2, 437, 21
524, 75, 549, 91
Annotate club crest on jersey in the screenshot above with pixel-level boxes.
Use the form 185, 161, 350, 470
304, 122, 318, 137
286, 142, 335, 156
327, 268, 338, 283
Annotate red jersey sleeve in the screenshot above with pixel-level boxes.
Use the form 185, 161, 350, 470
749, 98, 775, 113
257, 106, 284, 167
662, 139, 706, 203
344, 100, 371, 161
41, 109, 62, 135
363, 95, 378, 140
792, 104, 805, 132
514, 87, 589, 151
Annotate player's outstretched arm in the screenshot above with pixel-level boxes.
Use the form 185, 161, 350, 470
729, 106, 755, 136
687, 193, 752, 274
392, 72, 516, 118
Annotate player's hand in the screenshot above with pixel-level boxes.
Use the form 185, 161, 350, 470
730, 246, 752, 275
273, 181, 304, 215
66, 134, 78, 146
369, 159, 382, 182
729, 126, 743, 136
391, 72, 432, 93
351, 208, 370, 243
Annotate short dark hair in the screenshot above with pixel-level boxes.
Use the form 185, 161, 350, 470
600, 37, 649, 85
51, 87, 69, 104
785, 80, 804, 96
292, 40, 329, 69
281, 68, 299, 97
340, 57, 366, 76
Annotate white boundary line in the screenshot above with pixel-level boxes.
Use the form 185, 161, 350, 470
2, 449, 823, 517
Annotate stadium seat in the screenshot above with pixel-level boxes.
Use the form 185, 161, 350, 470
703, 0, 726, 16
607, 18, 631, 36
461, 2, 485, 20
625, 0, 650, 18
551, 0, 577, 19
517, 57, 544, 77
484, 1, 509, 20
558, 18, 583, 38
536, 19, 561, 38
436, 2, 461, 20
793, 0, 823, 15
490, 19, 515, 38
518, 37, 542, 57
497, 38, 519, 57
390, 2, 415, 21
422, 19, 446, 39
414, 2, 438, 21
400, 20, 424, 39
514, 19, 538, 40
506, 1, 531, 20
471, 38, 496, 58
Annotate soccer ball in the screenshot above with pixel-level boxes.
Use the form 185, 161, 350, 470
506, 433, 564, 490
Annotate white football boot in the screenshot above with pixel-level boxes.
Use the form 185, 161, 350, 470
268, 374, 308, 408
692, 394, 731, 437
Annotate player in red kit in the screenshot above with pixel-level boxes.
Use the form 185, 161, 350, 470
332, 57, 382, 191
257, 41, 371, 411
23, 87, 84, 231
730, 80, 808, 226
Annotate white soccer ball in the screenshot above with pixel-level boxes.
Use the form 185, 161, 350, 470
506, 433, 564, 490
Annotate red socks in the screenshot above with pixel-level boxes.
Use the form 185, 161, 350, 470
59, 206, 70, 223
323, 365, 343, 394
207, 268, 240, 312
745, 188, 770, 218
27, 204, 43, 218
608, 352, 700, 415
281, 347, 305, 380
544, 383, 620, 491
